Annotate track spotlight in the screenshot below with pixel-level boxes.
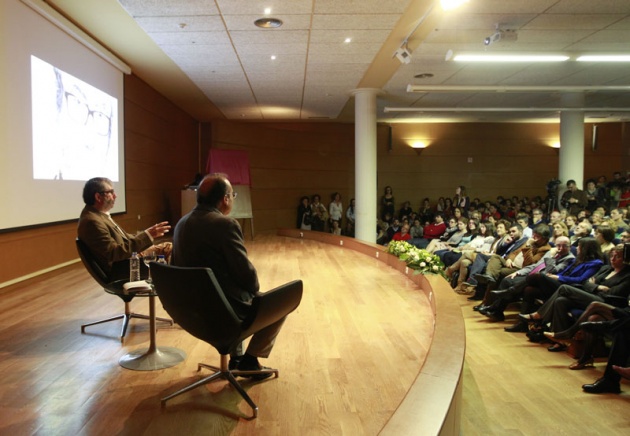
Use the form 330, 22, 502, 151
394, 45, 412, 64
483, 26, 517, 46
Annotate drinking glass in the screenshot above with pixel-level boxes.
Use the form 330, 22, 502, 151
142, 249, 156, 283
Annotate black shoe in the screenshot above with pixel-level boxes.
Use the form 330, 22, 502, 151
237, 354, 274, 381
580, 320, 619, 335
526, 329, 546, 343
582, 377, 621, 394
473, 304, 487, 312
478, 306, 491, 315
474, 273, 495, 284
504, 322, 528, 333
484, 310, 505, 322
547, 343, 567, 352
228, 355, 242, 370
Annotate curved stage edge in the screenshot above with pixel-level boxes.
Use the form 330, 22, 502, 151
277, 229, 465, 436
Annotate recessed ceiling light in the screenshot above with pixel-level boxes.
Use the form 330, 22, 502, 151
254, 17, 283, 28
344, 37, 352, 43
271, 55, 277, 60
264, 7, 272, 15
414, 73, 434, 79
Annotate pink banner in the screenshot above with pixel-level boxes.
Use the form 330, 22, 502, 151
206, 149, 251, 186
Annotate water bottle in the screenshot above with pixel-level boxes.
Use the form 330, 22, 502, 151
157, 254, 167, 265
129, 252, 140, 281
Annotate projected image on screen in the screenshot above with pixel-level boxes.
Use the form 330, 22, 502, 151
31, 56, 119, 181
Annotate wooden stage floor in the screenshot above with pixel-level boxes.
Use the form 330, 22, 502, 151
0, 235, 433, 435
2, 233, 629, 435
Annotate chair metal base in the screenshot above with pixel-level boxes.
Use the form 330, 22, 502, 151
81, 299, 174, 342
161, 354, 278, 419
119, 346, 186, 371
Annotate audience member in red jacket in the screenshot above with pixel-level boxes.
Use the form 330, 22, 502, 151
392, 223, 412, 242
423, 213, 447, 240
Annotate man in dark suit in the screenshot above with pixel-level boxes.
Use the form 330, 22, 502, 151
582, 308, 630, 394
77, 177, 171, 280
172, 174, 283, 378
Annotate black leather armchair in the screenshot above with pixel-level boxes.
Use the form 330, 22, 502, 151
75, 238, 172, 341
150, 262, 303, 419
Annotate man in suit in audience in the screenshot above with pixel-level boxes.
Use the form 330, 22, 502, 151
582, 307, 630, 394
475, 224, 552, 311
571, 220, 593, 246
172, 173, 284, 379
468, 223, 529, 302
481, 236, 574, 325
561, 179, 588, 216
77, 177, 171, 281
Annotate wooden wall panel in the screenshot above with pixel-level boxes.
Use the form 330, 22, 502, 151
2, 73, 626, 286
205, 120, 625, 235
0, 75, 198, 286
207, 120, 356, 234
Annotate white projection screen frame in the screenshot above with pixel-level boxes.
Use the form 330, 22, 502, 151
0, 0, 130, 232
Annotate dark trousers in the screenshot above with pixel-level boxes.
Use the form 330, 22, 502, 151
604, 315, 630, 383
520, 273, 562, 314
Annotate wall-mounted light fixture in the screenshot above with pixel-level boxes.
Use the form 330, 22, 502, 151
409, 140, 428, 155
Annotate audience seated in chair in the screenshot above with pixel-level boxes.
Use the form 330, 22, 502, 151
480, 236, 574, 325
522, 246, 630, 350
515, 238, 604, 338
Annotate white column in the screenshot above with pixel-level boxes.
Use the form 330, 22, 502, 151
352, 88, 380, 243
559, 93, 585, 188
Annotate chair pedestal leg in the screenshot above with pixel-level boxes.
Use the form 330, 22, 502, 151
161, 354, 278, 419
80, 300, 173, 342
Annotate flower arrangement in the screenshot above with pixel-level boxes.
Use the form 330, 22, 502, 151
387, 240, 446, 277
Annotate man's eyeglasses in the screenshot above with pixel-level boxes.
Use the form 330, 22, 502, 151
99, 189, 115, 195
65, 91, 112, 136
225, 192, 238, 199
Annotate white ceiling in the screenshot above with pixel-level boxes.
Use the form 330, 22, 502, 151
47, 0, 630, 123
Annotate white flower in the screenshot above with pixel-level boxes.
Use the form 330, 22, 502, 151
433, 265, 439, 271
420, 262, 426, 267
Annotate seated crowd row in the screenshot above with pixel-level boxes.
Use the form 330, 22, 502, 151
294, 173, 630, 395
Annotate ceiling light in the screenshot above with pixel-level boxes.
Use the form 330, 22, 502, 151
414, 73, 434, 79
264, 7, 272, 15
254, 17, 283, 28
270, 55, 276, 60
344, 37, 352, 43
440, 0, 469, 11
577, 55, 630, 62
451, 53, 569, 62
